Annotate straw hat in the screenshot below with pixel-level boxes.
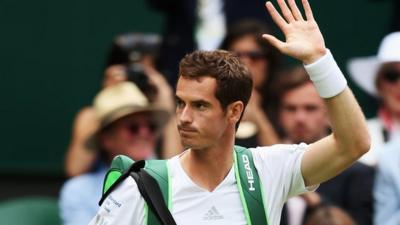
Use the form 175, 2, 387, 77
347, 32, 400, 97
87, 82, 170, 149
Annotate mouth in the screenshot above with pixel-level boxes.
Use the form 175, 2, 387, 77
178, 127, 198, 138
179, 128, 197, 134
178, 125, 197, 132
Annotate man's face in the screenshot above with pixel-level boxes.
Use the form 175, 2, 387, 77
377, 62, 400, 114
175, 77, 230, 150
101, 112, 157, 160
279, 82, 329, 144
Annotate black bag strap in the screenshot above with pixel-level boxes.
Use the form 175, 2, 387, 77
130, 166, 177, 225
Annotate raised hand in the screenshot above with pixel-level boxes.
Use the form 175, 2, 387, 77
263, 0, 326, 64
143, 65, 175, 112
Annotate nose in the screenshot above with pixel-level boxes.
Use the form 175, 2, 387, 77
294, 109, 307, 122
178, 106, 193, 124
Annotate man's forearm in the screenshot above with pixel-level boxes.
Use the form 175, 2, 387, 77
304, 51, 370, 159
325, 88, 370, 157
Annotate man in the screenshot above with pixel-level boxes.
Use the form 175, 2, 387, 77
89, 0, 370, 224
277, 66, 330, 145
277, 67, 374, 225
60, 82, 171, 225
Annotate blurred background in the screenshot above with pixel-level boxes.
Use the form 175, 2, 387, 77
0, 0, 396, 224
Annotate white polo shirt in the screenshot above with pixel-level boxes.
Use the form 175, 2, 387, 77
88, 143, 317, 225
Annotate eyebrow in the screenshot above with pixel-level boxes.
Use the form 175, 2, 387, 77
175, 95, 211, 107
191, 100, 211, 107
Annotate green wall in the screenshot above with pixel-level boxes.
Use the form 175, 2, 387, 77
0, 0, 392, 174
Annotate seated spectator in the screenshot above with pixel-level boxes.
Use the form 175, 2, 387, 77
348, 32, 400, 166
59, 82, 173, 225
65, 33, 180, 177
275, 66, 374, 225
220, 19, 281, 147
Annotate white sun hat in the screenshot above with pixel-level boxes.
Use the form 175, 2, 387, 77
347, 32, 400, 97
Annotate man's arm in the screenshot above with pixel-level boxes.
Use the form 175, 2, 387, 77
263, 0, 370, 186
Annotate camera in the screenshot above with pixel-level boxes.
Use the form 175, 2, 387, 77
125, 63, 157, 101
106, 33, 162, 101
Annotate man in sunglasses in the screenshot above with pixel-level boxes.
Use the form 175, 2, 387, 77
60, 82, 172, 225
348, 32, 400, 167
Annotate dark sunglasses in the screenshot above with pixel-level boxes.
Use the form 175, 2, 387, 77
381, 70, 400, 83
127, 121, 158, 135
234, 51, 268, 61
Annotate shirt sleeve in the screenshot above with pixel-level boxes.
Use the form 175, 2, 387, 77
87, 177, 146, 225
251, 143, 318, 201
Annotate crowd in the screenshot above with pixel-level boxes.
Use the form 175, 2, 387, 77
58, 1, 400, 225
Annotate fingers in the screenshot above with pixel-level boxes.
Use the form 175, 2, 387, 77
277, 0, 295, 22
265, 2, 288, 31
302, 0, 314, 21
288, 0, 304, 21
262, 34, 286, 52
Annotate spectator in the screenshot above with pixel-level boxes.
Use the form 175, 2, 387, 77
220, 19, 281, 147
60, 82, 172, 225
348, 32, 400, 166
304, 205, 357, 225
146, 0, 275, 86
65, 33, 180, 177
276, 66, 374, 225
374, 135, 400, 225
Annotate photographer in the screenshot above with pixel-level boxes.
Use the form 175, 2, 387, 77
60, 33, 181, 225
64, 33, 181, 177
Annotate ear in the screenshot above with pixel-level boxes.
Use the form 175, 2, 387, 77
226, 101, 244, 124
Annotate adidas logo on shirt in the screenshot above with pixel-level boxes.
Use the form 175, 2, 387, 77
203, 206, 224, 220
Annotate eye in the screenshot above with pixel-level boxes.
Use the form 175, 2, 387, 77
194, 102, 206, 110
284, 105, 296, 112
305, 105, 318, 112
176, 99, 185, 109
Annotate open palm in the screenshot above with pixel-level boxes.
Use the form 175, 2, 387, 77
263, 0, 326, 64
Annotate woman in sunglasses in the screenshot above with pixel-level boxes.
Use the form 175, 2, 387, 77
348, 32, 400, 167
220, 19, 282, 147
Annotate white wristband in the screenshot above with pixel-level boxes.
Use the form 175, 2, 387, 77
304, 49, 347, 98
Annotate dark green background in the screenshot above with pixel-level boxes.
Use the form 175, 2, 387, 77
0, 0, 392, 174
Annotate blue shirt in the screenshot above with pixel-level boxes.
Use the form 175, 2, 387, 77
59, 167, 107, 225
374, 137, 400, 225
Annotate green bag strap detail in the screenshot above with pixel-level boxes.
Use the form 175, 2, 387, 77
102, 155, 135, 194
234, 145, 269, 225
144, 160, 171, 225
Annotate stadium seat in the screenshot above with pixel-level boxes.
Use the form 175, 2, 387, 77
0, 197, 60, 225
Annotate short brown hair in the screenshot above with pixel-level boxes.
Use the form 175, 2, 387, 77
179, 50, 253, 110
273, 66, 311, 106
305, 206, 356, 225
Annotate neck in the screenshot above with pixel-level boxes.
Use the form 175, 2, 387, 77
180, 128, 235, 192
